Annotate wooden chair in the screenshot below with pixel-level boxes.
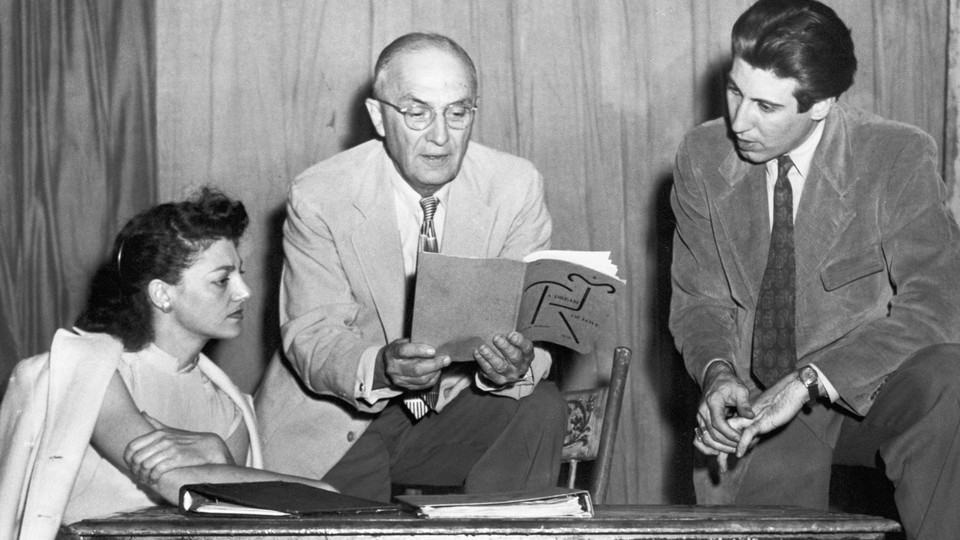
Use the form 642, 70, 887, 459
560, 346, 632, 504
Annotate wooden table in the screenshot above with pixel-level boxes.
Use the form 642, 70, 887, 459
60, 504, 901, 539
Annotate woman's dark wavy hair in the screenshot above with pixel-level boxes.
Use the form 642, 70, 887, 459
75, 187, 248, 351
732, 0, 856, 113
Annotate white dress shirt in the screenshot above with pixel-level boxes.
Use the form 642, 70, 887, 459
390, 174, 450, 281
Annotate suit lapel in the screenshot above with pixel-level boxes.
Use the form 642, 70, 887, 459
713, 107, 855, 304
794, 108, 853, 295
441, 166, 494, 258
714, 151, 770, 306
351, 155, 407, 340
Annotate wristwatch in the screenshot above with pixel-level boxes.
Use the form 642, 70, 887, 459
797, 365, 820, 402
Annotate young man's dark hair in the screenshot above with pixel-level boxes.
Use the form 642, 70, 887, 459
732, 0, 857, 112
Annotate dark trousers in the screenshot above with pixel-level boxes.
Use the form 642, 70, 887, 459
322, 381, 567, 502
696, 344, 960, 540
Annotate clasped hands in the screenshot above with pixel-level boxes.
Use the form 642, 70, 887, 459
380, 331, 535, 391
694, 361, 811, 471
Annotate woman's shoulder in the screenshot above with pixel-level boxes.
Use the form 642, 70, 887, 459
13, 329, 121, 376
58, 328, 124, 355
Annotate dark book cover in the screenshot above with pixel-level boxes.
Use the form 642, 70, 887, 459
179, 481, 398, 517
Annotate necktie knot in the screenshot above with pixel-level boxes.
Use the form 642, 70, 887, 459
777, 155, 794, 181
418, 196, 439, 254
420, 196, 438, 222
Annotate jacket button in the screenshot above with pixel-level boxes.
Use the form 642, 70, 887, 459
359, 382, 365, 392
347, 431, 356, 442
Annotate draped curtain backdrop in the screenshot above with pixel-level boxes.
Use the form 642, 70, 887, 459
0, 1, 156, 388
2, 0, 956, 504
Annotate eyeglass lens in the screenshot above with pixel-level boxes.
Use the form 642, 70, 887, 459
404, 105, 474, 130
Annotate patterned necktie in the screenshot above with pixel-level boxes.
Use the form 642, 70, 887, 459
752, 155, 797, 388
404, 196, 440, 419
419, 196, 439, 254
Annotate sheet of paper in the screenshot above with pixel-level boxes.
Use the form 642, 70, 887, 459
411, 253, 527, 362
411, 251, 624, 358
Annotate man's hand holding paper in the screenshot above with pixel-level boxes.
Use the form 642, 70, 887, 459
375, 339, 451, 391
474, 331, 535, 386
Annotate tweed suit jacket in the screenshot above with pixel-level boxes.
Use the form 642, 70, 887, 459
670, 104, 960, 423
256, 139, 553, 479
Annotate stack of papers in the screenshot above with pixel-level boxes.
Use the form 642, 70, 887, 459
522, 250, 621, 281
396, 488, 593, 519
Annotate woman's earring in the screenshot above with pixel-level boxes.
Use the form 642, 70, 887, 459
161, 302, 172, 313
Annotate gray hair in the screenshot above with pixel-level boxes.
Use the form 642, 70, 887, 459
372, 32, 478, 99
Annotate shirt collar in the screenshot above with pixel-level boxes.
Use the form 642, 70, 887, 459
388, 170, 451, 215
765, 118, 825, 179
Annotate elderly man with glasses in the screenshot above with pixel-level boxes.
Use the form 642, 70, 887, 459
255, 32, 565, 502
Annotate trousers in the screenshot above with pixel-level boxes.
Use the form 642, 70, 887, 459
322, 381, 566, 502
695, 344, 960, 540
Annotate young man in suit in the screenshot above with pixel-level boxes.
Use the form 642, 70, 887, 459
256, 32, 565, 502
670, 1, 960, 537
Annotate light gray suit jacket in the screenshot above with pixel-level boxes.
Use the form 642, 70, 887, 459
256, 139, 553, 479
670, 105, 960, 423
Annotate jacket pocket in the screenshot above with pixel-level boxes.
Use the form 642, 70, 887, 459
820, 244, 885, 291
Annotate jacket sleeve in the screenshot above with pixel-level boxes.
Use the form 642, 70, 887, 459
279, 185, 395, 414
0, 354, 48, 540
669, 137, 742, 387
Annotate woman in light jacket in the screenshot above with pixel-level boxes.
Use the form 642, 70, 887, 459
0, 188, 330, 540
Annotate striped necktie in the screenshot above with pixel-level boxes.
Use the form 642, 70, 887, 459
404, 196, 440, 419
419, 196, 439, 254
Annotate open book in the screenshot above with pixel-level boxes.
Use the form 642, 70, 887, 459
179, 481, 397, 517
396, 487, 593, 519
411, 250, 623, 361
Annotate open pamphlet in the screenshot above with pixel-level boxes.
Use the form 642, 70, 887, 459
179, 481, 398, 517
411, 250, 623, 361
396, 487, 593, 519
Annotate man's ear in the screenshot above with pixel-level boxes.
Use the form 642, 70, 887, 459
365, 98, 386, 138
809, 96, 836, 121
147, 279, 171, 311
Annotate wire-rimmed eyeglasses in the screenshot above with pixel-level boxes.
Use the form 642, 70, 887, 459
374, 98, 477, 131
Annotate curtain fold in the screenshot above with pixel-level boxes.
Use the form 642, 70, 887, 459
0, 0, 156, 395
949, 0, 960, 218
